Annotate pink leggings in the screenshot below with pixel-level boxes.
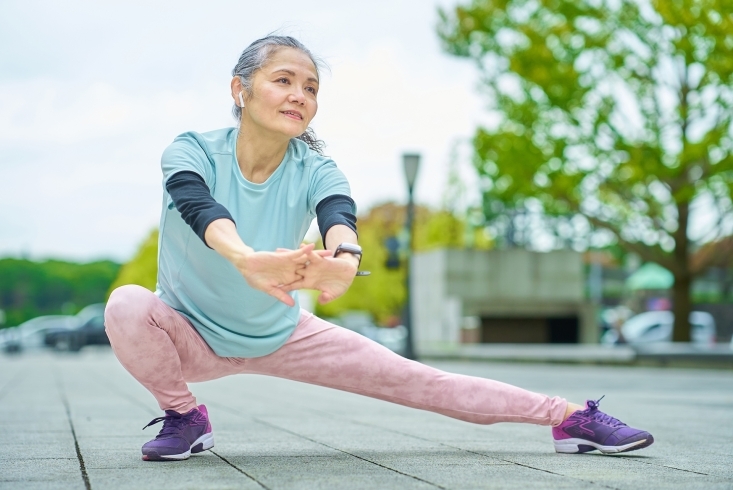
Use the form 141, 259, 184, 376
104, 285, 567, 427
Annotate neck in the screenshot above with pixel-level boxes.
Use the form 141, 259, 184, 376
236, 117, 291, 184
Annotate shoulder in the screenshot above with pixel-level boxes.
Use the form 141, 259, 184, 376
167, 127, 236, 156
289, 138, 339, 172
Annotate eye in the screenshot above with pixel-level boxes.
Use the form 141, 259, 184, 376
306, 86, 317, 95
276, 77, 289, 84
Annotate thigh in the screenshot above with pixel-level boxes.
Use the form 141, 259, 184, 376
132, 291, 244, 383
244, 310, 432, 398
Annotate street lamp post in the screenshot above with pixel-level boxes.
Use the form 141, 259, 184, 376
402, 153, 420, 360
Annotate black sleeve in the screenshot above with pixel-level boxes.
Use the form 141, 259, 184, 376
315, 194, 358, 246
165, 171, 235, 248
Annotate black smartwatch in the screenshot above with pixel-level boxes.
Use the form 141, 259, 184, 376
333, 243, 370, 276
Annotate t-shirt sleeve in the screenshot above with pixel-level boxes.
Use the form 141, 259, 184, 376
307, 158, 353, 216
161, 133, 216, 209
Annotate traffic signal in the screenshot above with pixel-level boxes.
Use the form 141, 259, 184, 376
384, 236, 401, 269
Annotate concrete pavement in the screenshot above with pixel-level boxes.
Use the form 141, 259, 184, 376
1, 348, 732, 489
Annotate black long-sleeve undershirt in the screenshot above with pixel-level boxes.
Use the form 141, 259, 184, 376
165, 170, 357, 248
166, 171, 234, 247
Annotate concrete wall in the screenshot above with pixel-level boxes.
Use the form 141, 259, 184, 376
412, 249, 595, 346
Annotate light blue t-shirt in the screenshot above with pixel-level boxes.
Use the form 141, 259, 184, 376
154, 127, 351, 357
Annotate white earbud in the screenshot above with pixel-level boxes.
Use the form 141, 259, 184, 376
238, 91, 245, 108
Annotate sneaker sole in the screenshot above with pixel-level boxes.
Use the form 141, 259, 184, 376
554, 435, 653, 454
142, 432, 215, 461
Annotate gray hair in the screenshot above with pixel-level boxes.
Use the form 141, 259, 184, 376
232, 35, 326, 154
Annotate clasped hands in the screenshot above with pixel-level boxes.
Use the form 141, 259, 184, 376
235, 243, 357, 307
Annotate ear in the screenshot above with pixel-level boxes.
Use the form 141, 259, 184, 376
230, 77, 245, 108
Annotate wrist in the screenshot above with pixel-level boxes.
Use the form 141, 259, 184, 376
232, 246, 256, 271
338, 252, 360, 269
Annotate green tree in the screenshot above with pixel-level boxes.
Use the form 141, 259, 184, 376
315, 203, 491, 323
107, 229, 159, 296
0, 258, 120, 327
438, 0, 733, 341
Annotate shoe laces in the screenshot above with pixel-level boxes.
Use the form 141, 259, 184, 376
142, 410, 190, 438
583, 396, 626, 428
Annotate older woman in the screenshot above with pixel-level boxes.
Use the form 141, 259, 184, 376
104, 35, 653, 462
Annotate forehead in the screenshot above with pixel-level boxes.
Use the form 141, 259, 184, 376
262, 47, 319, 81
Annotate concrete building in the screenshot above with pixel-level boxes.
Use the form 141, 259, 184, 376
411, 248, 596, 348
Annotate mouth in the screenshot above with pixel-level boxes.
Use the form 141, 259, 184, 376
281, 110, 303, 121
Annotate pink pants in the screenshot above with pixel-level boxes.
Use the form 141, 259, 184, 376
104, 285, 566, 427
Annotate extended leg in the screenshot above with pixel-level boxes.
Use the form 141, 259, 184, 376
245, 311, 567, 426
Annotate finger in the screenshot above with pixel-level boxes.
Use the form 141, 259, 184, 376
286, 246, 313, 259
313, 250, 333, 258
280, 279, 305, 292
268, 287, 295, 307
275, 247, 290, 253
318, 292, 333, 304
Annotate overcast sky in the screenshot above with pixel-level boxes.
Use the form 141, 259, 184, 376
0, 0, 489, 262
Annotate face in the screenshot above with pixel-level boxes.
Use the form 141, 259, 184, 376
233, 47, 319, 138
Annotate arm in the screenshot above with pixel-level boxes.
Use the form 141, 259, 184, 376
205, 218, 313, 306
166, 171, 311, 306
316, 194, 359, 268
324, 224, 360, 269
281, 196, 361, 304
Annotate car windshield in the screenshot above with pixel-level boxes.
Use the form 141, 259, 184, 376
622, 312, 673, 339
76, 304, 106, 324
19, 316, 79, 334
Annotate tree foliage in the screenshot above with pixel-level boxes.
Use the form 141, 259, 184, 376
315, 203, 492, 323
0, 258, 120, 327
438, 0, 733, 340
107, 229, 159, 296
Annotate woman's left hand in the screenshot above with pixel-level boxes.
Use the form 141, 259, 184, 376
279, 248, 357, 304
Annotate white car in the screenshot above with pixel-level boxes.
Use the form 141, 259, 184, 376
602, 311, 716, 345
1, 315, 80, 353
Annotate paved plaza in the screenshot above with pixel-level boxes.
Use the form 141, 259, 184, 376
1, 348, 731, 489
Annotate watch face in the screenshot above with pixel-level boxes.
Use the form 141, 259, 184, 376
338, 243, 362, 255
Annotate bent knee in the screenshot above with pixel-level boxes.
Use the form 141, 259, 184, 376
105, 285, 158, 331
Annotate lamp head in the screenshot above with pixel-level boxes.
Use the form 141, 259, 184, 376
402, 153, 421, 190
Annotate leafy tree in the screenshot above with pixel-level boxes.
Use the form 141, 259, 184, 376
315, 202, 492, 323
0, 258, 120, 327
438, 0, 733, 341
107, 229, 159, 296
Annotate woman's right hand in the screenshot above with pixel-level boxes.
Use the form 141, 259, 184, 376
235, 243, 314, 306
205, 219, 313, 306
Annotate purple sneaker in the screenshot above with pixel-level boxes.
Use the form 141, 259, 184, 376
552, 397, 654, 454
141, 404, 214, 461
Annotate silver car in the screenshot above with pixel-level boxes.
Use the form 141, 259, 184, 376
602, 311, 716, 345
1, 315, 80, 353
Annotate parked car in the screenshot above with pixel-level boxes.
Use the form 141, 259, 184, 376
1, 315, 80, 353
336, 311, 408, 355
45, 303, 108, 352
601, 311, 716, 345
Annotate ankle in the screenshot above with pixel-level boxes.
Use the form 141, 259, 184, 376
563, 402, 584, 421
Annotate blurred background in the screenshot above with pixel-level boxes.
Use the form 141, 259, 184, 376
1, 0, 732, 357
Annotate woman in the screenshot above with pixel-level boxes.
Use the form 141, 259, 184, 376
104, 35, 653, 462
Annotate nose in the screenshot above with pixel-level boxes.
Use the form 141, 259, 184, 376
288, 87, 306, 105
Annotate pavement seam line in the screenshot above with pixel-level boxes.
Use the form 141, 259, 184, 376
627, 459, 711, 476
88, 373, 274, 487
250, 415, 449, 490
55, 372, 92, 490
210, 450, 271, 490
298, 407, 623, 490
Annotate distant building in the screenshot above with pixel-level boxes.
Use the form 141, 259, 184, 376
412, 249, 595, 347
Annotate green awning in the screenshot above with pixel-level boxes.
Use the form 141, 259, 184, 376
626, 262, 674, 291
